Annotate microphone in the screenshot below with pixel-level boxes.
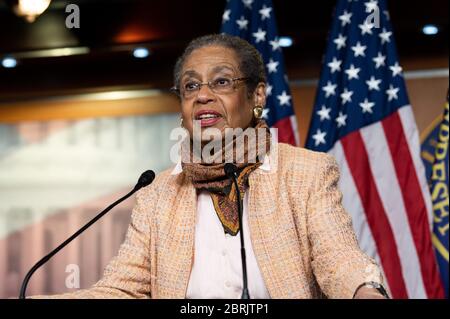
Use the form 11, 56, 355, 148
19, 170, 156, 299
224, 163, 250, 299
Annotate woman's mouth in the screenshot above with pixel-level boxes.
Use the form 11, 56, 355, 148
194, 111, 223, 127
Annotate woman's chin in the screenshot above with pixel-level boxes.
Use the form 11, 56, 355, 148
200, 122, 226, 136
189, 120, 231, 143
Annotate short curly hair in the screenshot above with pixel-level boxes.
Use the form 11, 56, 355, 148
173, 34, 266, 98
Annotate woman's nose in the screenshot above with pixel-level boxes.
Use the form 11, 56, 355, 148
195, 84, 215, 103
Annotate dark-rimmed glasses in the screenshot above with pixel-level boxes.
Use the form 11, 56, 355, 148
171, 77, 250, 99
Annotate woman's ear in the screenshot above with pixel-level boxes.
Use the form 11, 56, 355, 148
253, 82, 267, 106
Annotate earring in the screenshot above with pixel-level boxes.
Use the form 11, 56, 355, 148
253, 105, 264, 119
180, 117, 184, 127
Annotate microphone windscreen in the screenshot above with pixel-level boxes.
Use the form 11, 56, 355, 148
224, 163, 237, 177
137, 170, 155, 188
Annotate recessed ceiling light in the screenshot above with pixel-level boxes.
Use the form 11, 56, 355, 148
11, 0, 52, 23
279, 37, 294, 47
422, 24, 439, 35
133, 47, 150, 58
1, 57, 17, 68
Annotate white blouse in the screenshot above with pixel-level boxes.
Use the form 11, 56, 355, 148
172, 158, 271, 299
186, 190, 271, 299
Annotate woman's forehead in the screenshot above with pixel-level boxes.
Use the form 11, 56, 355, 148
182, 46, 240, 74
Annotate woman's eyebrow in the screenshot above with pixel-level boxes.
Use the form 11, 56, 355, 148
181, 70, 201, 79
181, 65, 235, 80
211, 65, 235, 74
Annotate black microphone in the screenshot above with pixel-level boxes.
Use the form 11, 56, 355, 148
224, 163, 250, 299
19, 170, 156, 299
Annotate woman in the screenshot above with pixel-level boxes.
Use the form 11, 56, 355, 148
35, 34, 387, 299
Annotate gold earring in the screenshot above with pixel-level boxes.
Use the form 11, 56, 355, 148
253, 105, 264, 119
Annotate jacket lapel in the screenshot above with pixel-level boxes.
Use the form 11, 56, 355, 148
157, 174, 197, 298
247, 167, 285, 298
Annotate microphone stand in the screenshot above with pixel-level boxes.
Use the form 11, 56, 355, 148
224, 163, 250, 299
19, 170, 155, 299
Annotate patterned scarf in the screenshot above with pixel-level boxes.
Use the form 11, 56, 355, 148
181, 119, 272, 235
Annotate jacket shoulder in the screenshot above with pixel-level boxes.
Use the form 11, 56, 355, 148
135, 166, 184, 202
276, 143, 336, 174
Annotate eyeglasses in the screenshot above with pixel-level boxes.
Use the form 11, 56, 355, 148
171, 77, 250, 99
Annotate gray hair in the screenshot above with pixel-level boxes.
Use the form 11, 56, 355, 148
173, 34, 266, 98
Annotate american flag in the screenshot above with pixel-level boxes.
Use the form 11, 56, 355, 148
221, 0, 299, 146
305, 0, 445, 298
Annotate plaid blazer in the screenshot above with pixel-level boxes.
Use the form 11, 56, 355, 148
35, 143, 383, 299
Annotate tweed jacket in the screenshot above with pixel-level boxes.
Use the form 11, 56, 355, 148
37, 143, 383, 299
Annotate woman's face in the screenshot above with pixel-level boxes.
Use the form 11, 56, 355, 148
179, 45, 265, 140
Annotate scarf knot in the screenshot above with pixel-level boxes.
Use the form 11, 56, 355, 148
181, 120, 271, 235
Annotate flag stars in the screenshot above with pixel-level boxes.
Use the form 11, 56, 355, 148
322, 81, 337, 97
242, 0, 253, 9
328, 57, 342, 73
366, 76, 382, 91
236, 16, 249, 30
359, 98, 375, 113
359, 20, 375, 35
373, 52, 386, 68
302, 3, 407, 151
259, 5, 272, 20
365, 0, 379, 12
345, 64, 361, 80
351, 42, 367, 57
335, 111, 348, 128
386, 84, 400, 101
269, 38, 281, 51
339, 10, 352, 26
340, 88, 354, 104
334, 34, 347, 50
222, 9, 231, 23
220, 1, 299, 141
265, 84, 273, 96
253, 28, 267, 43
317, 105, 332, 121
379, 28, 393, 44
390, 62, 403, 77
312, 129, 327, 146
277, 91, 292, 106
266, 58, 279, 73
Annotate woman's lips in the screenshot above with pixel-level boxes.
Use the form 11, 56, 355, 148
194, 110, 223, 128
198, 116, 222, 127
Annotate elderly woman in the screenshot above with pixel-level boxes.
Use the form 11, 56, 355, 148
35, 34, 387, 299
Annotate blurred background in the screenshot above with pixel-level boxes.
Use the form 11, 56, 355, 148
0, 0, 448, 298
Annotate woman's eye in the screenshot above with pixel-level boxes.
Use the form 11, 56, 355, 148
214, 78, 231, 86
184, 82, 199, 91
